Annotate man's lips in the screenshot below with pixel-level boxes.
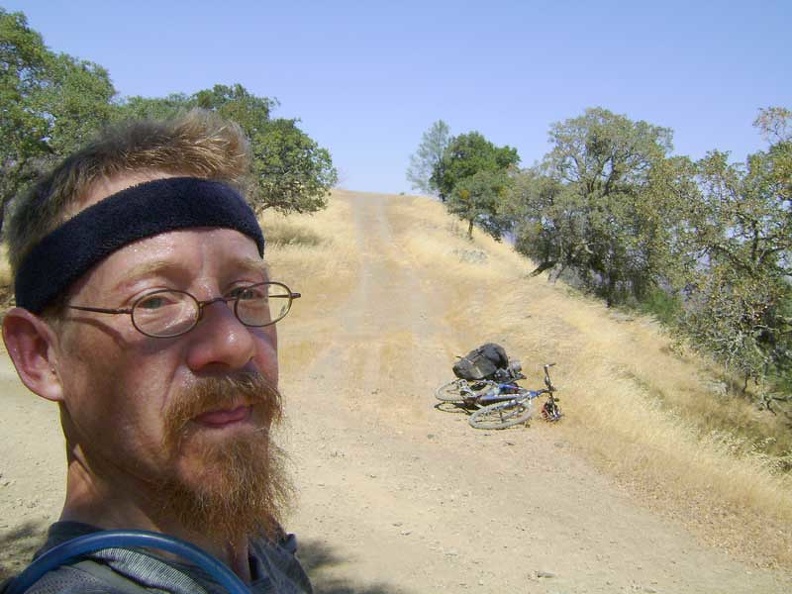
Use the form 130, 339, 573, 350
193, 405, 252, 427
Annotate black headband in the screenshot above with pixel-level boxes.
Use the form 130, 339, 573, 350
14, 177, 266, 314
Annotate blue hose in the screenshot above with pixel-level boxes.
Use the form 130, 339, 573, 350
5, 530, 249, 594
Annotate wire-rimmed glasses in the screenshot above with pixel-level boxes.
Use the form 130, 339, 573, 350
67, 281, 301, 338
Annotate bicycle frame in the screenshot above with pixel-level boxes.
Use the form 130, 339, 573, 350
477, 385, 539, 405
472, 363, 555, 406
465, 363, 560, 430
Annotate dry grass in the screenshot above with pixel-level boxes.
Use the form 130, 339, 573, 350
259, 194, 361, 374
274, 191, 792, 569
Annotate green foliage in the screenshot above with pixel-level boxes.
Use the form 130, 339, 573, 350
754, 106, 792, 144
2, 9, 337, 229
406, 120, 451, 195
430, 131, 519, 240
680, 269, 792, 389
250, 117, 338, 214
194, 84, 277, 135
116, 93, 192, 120
675, 135, 792, 390
0, 8, 116, 230
510, 108, 680, 306
116, 84, 337, 215
637, 287, 683, 325
0, 9, 49, 222
447, 169, 514, 240
43, 54, 116, 153
432, 132, 519, 202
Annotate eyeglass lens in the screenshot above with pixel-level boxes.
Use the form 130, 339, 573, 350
132, 282, 293, 337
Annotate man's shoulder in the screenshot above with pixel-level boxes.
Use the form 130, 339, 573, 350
4, 522, 211, 594
3, 560, 163, 594
3, 548, 212, 594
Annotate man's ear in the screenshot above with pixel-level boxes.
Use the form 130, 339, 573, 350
2, 307, 64, 402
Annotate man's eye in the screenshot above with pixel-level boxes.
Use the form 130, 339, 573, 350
136, 293, 178, 310
229, 285, 268, 301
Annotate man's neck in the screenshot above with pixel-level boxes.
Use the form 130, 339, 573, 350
61, 457, 253, 582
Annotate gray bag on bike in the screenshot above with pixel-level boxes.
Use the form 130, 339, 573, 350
452, 343, 510, 380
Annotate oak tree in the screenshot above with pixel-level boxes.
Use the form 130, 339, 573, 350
511, 108, 678, 306
0, 8, 115, 232
432, 131, 519, 239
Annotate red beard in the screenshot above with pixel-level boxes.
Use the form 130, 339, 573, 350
156, 372, 292, 541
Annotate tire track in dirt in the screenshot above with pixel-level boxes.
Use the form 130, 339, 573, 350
342, 191, 451, 400
283, 192, 465, 592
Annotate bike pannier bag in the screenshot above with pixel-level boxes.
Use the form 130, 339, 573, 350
452, 343, 510, 380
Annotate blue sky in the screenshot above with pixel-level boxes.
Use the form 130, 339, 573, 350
5, 0, 791, 194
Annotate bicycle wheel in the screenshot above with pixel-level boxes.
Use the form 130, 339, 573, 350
435, 379, 469, 402
468, 399, 534, 430
541, 399, 563, 422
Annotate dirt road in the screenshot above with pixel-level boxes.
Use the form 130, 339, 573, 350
1, 191, 790, 593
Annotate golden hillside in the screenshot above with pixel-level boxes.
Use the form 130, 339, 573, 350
264, 189, 792, 571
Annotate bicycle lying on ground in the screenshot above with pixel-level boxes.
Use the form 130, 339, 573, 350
435, 361, 525, 406
435, 363, 561, 430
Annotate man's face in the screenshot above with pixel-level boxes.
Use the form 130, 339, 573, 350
53, 175, 287, 536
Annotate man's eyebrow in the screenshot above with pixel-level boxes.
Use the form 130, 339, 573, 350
113, 258, 270, 290
237, 258, 271, 278
116, 259, 179, 284
244, 257, 268, 271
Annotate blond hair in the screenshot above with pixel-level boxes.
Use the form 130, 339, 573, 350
6, 109, 252, 275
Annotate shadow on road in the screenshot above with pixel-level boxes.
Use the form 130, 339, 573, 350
433, 401, 474, 415
299, 538, 408, 594
0, 519, 49, 581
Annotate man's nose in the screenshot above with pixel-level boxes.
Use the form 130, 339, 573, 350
195, 296, 236, 321
184, 297, 259, 372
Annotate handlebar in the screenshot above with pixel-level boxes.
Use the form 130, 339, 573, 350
543, 363, 557, 391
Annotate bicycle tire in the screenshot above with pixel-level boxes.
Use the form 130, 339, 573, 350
435, 379, 466, 402
542, 399, 563, 422
468, 399, 534, 430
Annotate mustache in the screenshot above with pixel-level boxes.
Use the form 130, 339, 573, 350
164, 372, 282, 446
